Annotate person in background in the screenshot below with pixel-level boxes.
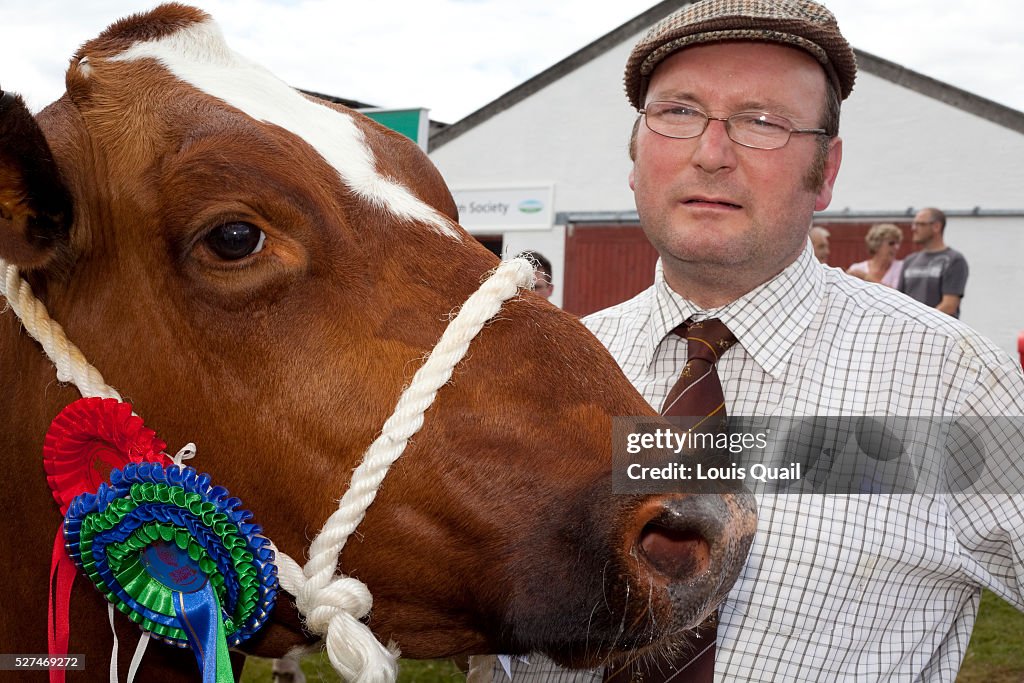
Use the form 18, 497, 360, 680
898, 207, 969, 317
516, 250, 554, 299
846, 222, 904, 287
809, 225, 831, 263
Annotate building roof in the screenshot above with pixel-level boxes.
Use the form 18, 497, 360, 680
304, 89, 451, 138
428, 0, 1024, 151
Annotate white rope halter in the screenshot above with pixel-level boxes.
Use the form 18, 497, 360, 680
1, 255, 536, 683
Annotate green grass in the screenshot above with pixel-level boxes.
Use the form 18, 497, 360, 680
957, 590, 1024, 682
241, 591, 1024, 682
240, 655, 465, 683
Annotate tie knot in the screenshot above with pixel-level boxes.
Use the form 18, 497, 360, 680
677, 318, 736, 363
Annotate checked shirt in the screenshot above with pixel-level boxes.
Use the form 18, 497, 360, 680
485, 245, 1024, 683
580, 246, 1024, 682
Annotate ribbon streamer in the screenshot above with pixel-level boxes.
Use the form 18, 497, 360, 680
48, 531, 77, 683
176, 586, 232, 682
144, 541, 234, 683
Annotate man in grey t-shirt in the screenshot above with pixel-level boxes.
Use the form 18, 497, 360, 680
898, 207, 968, 317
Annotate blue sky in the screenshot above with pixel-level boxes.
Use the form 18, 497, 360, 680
2, 1, 1021, 123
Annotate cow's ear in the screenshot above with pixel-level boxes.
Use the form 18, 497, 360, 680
0, 89, 73, 269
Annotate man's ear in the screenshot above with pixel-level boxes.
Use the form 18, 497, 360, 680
813, 136, 842, 212
0, 89, 73, 269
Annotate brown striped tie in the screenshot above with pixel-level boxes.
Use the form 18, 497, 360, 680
662, 318, 737, 424
605, 318, 736, 683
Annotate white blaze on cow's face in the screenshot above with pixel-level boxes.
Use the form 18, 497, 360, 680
108, 18, 460, 239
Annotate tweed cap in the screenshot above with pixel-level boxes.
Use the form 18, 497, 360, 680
625, 0, 857, 109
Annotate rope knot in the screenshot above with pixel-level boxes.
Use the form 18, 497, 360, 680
300, 575, 373, 635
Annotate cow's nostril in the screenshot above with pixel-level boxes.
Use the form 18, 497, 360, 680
639, 521, 710, 580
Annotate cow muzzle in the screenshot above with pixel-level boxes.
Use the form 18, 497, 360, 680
635, 491, 757, 629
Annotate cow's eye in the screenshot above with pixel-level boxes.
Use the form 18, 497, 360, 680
204, 222, 266, 261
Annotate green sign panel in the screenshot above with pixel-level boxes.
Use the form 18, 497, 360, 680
361, 108, 429, 150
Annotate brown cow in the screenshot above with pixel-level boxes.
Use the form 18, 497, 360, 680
0, 5, 756, 681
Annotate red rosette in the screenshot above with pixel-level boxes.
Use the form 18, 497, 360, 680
43, 397, 169, 514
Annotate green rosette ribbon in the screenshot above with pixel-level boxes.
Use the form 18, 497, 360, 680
63, 461, 277, 682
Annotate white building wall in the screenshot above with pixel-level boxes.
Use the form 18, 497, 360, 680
430, 37, 644, 308
832, 71, 1024, 354
941, 217, 1024, 354
835, 72, 1024, 211
431, 38, 639, 212
430, 39, 1024, 358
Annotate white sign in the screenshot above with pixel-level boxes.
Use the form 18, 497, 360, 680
451, 186, 554, 232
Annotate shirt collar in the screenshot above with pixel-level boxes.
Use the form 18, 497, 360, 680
644, 245, 825, 379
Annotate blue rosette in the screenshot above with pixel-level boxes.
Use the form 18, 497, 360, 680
63, 462, 277, 680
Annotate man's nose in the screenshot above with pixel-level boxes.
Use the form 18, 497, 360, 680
691, 119, 737, 173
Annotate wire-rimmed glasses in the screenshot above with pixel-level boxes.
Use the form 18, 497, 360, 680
640, 101, 828, 150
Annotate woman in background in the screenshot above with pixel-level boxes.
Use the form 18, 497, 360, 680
847, 223, 904, 288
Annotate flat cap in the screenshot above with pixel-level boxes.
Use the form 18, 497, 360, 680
625, 0, 857, 110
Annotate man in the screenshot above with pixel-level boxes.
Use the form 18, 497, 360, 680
809, 225, 831, 263
572, 0, 1024, 681
898, 207, 969, 317
517, 249, 554, 299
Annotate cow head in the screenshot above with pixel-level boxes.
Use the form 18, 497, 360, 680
0, 4, 756, 679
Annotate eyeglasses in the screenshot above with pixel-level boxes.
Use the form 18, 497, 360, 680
640, 101, 828, 150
